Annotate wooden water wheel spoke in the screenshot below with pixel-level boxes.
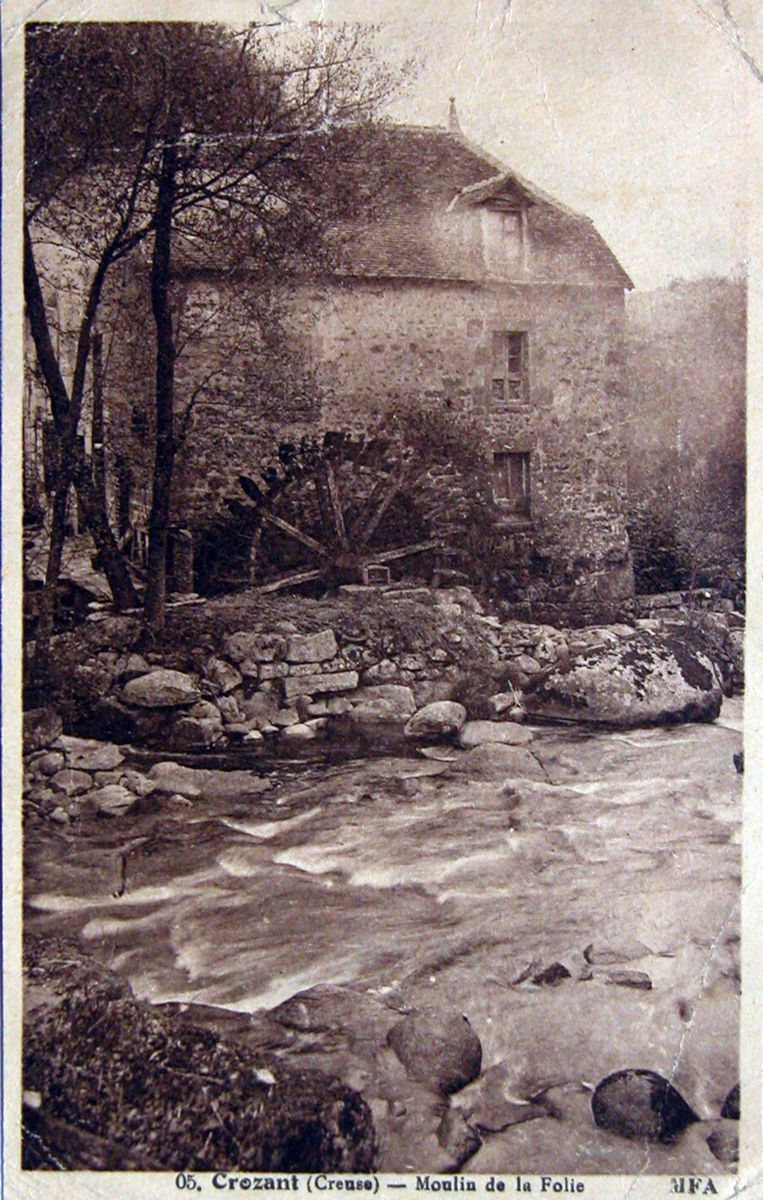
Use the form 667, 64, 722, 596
323, 460, 349, 549
360, 539, 441, 564
255, 567, 324, 594
356, 467, 431, 549
238, 433, 448, 593
355, 471, 409, 548
312, 474, 335, 543
259, 510, 328, 558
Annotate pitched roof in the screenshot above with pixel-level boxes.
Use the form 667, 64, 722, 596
334, 123, 633, 289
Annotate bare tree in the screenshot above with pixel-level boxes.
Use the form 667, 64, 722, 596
24, 21, 410, 657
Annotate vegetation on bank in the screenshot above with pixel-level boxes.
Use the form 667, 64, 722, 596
24, 937, 376, 1172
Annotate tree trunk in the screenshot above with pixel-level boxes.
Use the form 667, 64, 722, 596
73, 450, 139, 610
91, 331, 107, 511
143, 138, 179, 634
32, 483, 70, 681
24, 223, 138, 658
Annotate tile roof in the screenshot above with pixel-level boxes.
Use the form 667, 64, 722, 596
333, 123, 633, 289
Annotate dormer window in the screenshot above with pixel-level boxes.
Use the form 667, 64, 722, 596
482, 202, 526, 273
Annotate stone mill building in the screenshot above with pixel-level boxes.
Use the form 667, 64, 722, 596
25, 104, 636, 612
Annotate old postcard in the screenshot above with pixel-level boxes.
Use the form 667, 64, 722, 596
3, 0, 761, 1197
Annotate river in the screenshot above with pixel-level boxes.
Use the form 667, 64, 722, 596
24, 699, 743, 1174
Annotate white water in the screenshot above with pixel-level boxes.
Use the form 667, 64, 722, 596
26, 701, 743, 1163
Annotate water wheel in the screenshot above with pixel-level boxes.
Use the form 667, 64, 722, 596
225, 431, 445, 593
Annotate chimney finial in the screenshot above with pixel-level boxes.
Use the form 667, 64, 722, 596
449, 97, 462, 135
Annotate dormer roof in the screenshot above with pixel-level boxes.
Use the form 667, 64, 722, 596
333, 123, 633, 289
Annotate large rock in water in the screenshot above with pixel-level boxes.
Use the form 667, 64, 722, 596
405, 701, 467, 740
591, 1069, 699, 1144
523, 632, 722, 727
121, 669, 199, 709
388, 1007, 482, 1095
458, 720, 534, 748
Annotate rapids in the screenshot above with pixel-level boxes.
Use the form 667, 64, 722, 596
25, 699, 743, 1171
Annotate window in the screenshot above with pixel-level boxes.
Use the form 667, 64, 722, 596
492, 451, 531, 516
482, 205, 525, 273
491, 331, 527, 404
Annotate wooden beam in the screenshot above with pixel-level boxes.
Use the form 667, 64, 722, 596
255, 568, 323, 594
356, 472, 408, 548
362, 539, 441, 564
324, 461, 349, 549
356, 467, 432, 549
260, 510, 327, 557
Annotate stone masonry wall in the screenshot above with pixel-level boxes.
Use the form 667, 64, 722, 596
162, 273, 632, 601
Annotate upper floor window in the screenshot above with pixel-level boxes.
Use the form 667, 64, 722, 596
491, 331, 528, 404
482, 204, 525, 273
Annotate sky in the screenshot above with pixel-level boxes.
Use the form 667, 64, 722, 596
271, 0, 757, 290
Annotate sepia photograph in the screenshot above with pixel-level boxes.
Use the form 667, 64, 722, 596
4, 0, 759, 1189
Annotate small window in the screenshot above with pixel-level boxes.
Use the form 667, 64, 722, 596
491, 331, 527, 404
492, 451, 531, 516
482, 206, 525, 273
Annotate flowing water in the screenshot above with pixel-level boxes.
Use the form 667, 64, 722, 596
25, 701, 743, 1170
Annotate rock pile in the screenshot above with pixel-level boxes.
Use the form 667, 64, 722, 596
32, 586, 744, 758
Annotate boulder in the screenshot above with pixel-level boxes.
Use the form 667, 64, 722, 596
225, 723, 255, 740
239, 693, 277, 725
512, 653, 542, 676
364, 659, 402, 684
147, 762, 203, 798
452, 1062, 547, 1133
87, 785, 137, 818
523, 632, 722, 727
436, 1108, 481, 1169
189, 700, 223, 722
119, 653, 151, 681
591, 1069, 699, 1143
59, 737, 125, 772
170, 717, 222, 751
532, 962, 571, 987
120, 770, 157, 798
148, 760, 272, 801
49, 769, 93, 797
204, 657, 243, 695
448, 743, 546, 782
24, 707, 63, 754
583, 938, 652, 965
487, 691, 522, 718
405, 701, 467, 740
35, 751, 66, 777
286, 629, 338, 664
704, 1119, 739, 1165
598, 968, 653, 990
387, 1008, 482, 1095
720, 1082, 740, 1120
281, 723, 317, 741
222, 632, 286, 665
121, 669, 199, 709
217, 695, 241, 724
458, 720, 534, 748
